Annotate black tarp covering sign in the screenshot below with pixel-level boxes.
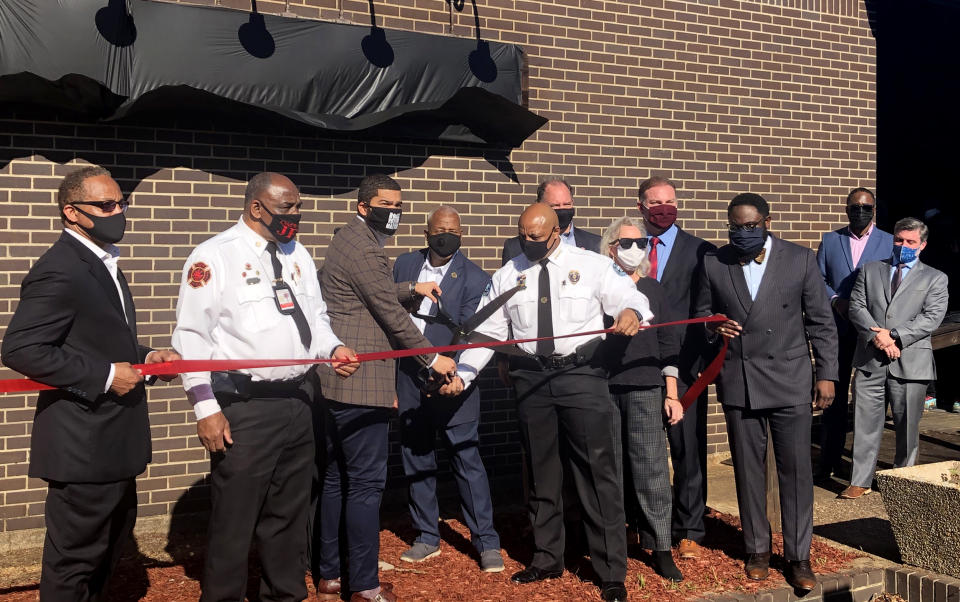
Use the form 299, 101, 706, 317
0, 0, 546, 146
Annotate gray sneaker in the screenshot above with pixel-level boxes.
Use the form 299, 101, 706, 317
479, 549, 505, 573
400, 542, 441, 563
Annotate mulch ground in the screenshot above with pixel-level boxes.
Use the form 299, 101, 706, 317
0, 508, 860, 601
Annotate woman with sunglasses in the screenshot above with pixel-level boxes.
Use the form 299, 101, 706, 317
600, 215, 685, 582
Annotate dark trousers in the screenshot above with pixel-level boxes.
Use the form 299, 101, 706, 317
512, 367, 627, 582
40, 478, 137, 602
611, 386, 673, 551
401, 411, 500, 552
724, 404, 813, 562
667, 384, 707, 543
202, 396, 314, 602
818, 329, 856, 476
317, 400, 390, 593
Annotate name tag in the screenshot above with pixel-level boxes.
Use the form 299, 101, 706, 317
273, 282, 297, 315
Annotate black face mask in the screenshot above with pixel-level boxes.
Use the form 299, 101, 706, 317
259, 204, 301, 244
846, 205, 874, 232
555, 208, 574, 232
427, 232, 461, 258
520, 234, 558, 262
729, 227, 767, 259
71, 206, 127, 244
364, 204, 402, 236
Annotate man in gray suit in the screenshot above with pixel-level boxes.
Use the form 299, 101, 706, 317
695, 193, 837, 592
841, 217, 949, 500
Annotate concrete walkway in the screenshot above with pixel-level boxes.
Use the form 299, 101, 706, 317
706, 408, 960, 564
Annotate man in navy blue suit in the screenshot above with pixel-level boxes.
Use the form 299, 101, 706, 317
815, 187, 894, 481
392, 206, 504, 572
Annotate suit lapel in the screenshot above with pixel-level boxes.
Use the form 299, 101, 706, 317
661, 228, 687, 284
860, 226, 886, 266
750, 237, 782, 309
724, 250, 753, 315
839, 229, 855, 271
881, 259, 893, 303
62, 233, 126, 320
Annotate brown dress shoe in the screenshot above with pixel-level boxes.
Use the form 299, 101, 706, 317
677, 539, 703, 559
838, 485, 871, 499
744, 552, 771, 581
784, 560, 817, 591
349, 587, 397, 602
316, 578, 340, 600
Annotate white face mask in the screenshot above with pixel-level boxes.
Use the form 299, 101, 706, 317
616, 245, 646, 271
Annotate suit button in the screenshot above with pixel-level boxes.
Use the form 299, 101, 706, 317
765, 329, 773, 335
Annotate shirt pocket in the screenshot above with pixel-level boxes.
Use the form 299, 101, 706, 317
236, 283, 283, 332
508, 294, 538, 332
558, 284, 594, 319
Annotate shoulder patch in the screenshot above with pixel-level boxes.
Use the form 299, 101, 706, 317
611, 262, 627, 276
188, 262, 212, 288
483, 281, 492, 296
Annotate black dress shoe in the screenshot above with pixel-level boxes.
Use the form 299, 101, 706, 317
600, 581, 628, 601
785, 560, 817, 591
652, 550, 683, 582
744, 552, 770, 581
511, 566, 563, 584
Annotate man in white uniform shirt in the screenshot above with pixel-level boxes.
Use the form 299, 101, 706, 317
172, 172, 359, 602
451, 203, 652, 602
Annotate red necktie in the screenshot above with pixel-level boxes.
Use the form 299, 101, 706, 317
648, 236, 660, 280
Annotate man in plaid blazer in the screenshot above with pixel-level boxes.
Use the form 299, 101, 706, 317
314, 174, 458, 602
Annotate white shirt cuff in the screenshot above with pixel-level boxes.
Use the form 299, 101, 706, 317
104, 363, 116, 394
457, 365, 478, 388
194, 398, 223, 421
428, 353, 439, 368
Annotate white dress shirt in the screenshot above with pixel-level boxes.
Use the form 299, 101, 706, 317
64, 228, 128, 393
410, 252, 457, 333
172, 218, 344, 420
456, 244, 653, 386
742, 234, 774, 300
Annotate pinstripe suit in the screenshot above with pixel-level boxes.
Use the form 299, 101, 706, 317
315, 215, 437, 593
694, 235, 837, 561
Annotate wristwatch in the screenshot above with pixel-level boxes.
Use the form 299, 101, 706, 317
409, 282, 418, 297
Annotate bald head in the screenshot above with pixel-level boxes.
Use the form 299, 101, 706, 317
427, 205, 460, 232
520, 202, 558, 235
245, 172, 297, 208
243, 172, 302, 243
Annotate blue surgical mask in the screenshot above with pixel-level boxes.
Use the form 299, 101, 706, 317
729, 227, 766, 257
892, 244, 918, 264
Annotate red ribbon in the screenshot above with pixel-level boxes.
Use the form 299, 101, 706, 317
0, 316, 729, 399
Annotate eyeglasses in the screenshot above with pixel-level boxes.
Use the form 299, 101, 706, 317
72, 200, 130, 213
727, 220, 764, 233
611, 237, 648, 250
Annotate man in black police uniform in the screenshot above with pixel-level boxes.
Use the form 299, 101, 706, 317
2, 166, 180, 601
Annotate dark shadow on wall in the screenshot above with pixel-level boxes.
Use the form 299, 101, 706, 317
0, 102, 521, 201
238, 0, 276, 59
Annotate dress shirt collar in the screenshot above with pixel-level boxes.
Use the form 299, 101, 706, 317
237, 216, 294, 257
543, 240, 568, 267
64, 227, 120, 264
758, 233, 774, 263
421, 251, 458, 278
649, 222, 678, 246
848, 223, 874, 240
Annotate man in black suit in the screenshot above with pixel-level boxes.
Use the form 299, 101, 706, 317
636, 176, 716, 559
695, 193, 837, 591
500, 177, 601, 265
1, 166, 179, 601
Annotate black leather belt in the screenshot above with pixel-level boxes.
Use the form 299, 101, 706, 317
509, 337, 603, 372
212, 371, 306, 399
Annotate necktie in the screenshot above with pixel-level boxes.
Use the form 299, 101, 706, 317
536, 259, 554, 357
738, 247, 767, 266
266, 242, 312, 351
648, 236, 660, 280
891, 263, 905, 296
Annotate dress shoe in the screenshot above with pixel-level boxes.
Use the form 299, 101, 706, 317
784, 560, 817, 591
315, 577, 340, 600
510, 566, 563, 584
677, 538, 703, 559
349, 586, 397, 602
838, 485, 871, 499
652, 550, 683, 582
479, 549, 505, 573
600, 581, 628, 601
744, 552, 770, 581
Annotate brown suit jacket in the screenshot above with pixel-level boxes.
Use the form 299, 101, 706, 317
318, 216, 434, 407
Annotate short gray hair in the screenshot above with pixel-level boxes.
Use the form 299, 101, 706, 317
894, 217, 929, 242
426, 205, 459, 225
600, 216, 651, 277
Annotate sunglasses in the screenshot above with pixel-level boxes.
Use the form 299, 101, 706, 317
72, 199, 130, 213
611, 237, 647, 250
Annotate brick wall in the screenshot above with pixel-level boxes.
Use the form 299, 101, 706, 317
0, 0, 875, 533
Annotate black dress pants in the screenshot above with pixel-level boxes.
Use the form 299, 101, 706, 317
202, 395, 314, 602
512, 365, 627, 582
41, 478, 137, 602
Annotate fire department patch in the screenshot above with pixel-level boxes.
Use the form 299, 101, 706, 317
187, 262, 211, 288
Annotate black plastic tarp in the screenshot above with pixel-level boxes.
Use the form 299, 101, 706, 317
0, 0, 546, 146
